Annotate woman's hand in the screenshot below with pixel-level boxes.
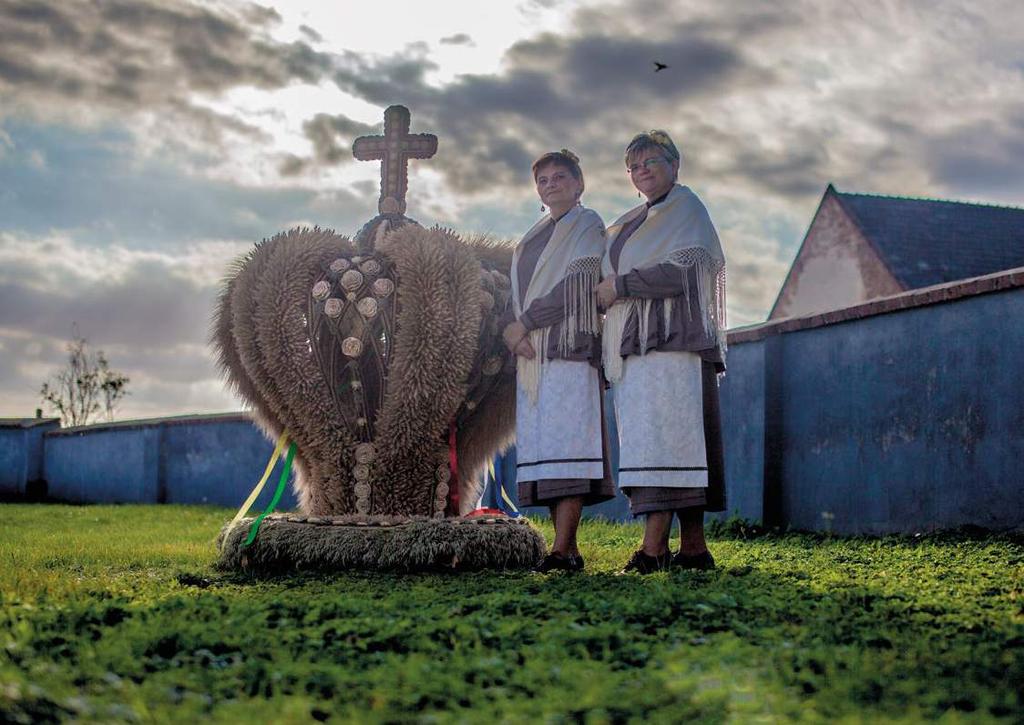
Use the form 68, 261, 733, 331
596, 275, 619, 309
502, 320, 529, 353
513, 336, 536, 360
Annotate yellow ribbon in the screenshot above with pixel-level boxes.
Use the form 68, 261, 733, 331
224, 432, 289, 542
489, 458, 520, 514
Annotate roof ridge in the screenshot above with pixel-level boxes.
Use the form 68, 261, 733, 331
833, 188, 1024, 213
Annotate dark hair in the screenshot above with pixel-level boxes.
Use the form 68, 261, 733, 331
531, 148, 584, 191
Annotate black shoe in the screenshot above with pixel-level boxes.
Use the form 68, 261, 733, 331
671, 550, 716, 571
619, 549, 672, 575
533, 552, 585, 573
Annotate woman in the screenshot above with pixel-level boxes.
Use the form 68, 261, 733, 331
503, 149, 614, 572
596, 130, 727, 574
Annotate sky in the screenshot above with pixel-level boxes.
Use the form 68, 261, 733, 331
1, 0, 1023, 420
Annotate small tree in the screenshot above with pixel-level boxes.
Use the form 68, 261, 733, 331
40, 332, 130, 427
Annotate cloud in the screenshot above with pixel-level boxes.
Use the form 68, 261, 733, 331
0, 231, 251, 417
0, 122, 372, 246
3, 0, 1024, 418
439, 33, 473, 46
924, 117, 1024, 198
278, 112, 380, 176
298, 23, 322, 43
0, 0, 332, 143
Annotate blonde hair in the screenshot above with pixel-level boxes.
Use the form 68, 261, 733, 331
624, 130, 681, 165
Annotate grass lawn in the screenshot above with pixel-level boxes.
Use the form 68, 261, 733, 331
1, 504, 1022, 723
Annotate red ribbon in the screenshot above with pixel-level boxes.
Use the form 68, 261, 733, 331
466, 507, 506, 518
447, 421, 460, 516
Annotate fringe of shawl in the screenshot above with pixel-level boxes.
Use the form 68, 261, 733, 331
518, 256, 601, 404
516, 327, 549, 405
558, 256, 602, 356
604, 247, 727, 384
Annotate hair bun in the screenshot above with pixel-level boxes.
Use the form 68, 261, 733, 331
559, 148, 579, 164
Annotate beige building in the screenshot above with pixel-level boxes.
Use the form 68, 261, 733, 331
770, 185, 1024, 319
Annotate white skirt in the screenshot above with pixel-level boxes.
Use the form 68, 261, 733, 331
611, 349, 707, 488
515, 358, 605, 483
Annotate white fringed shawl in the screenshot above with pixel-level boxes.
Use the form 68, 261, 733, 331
601, 185, 726, 383
511, 205, 606, 403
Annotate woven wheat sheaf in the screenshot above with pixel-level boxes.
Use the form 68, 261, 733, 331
212, 225, 516, 519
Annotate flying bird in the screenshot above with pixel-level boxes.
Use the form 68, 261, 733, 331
653, 61, 668, 72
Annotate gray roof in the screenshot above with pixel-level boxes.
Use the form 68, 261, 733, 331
832, 186, 1024, 289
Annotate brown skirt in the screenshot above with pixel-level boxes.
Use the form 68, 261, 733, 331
622, 359, 726, 516
518, 477, 616, 508
622, 485, 707, 515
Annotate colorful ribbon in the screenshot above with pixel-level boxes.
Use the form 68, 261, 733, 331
487, 457, 520, 516
243, 441, 297, 547
223, 432, 289, 545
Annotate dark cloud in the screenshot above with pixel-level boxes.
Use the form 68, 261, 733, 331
506, 31, 747, 102
925, 118, 1024, 197
279, 112, 380, 175
439, 33, 473, 46
299, 23, 323, 43
0, 0, 332, 143
725, 145, 831, 198
318, 18, 753, 194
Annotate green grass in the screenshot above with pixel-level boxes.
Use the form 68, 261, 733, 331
1, 505, 1022, 723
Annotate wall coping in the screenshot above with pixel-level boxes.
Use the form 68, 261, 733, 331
46, 411, 253, 437
0, 418, 61, 430
728, 265, 1024, 344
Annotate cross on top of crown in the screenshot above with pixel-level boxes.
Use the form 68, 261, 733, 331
352, 105, 438, 216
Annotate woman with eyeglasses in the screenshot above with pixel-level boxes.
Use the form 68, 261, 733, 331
595, 130, 728, 574
502, 149, 615, 572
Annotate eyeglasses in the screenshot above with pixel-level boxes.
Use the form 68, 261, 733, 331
627, 157, 668, 174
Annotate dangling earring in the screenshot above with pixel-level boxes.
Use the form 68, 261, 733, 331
638, 192, 642, 199
540, 204, 546, 212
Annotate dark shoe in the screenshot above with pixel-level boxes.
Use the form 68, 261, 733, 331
671, 550, 716, 570
533, 552, 584, 573
619, 549, 672, 575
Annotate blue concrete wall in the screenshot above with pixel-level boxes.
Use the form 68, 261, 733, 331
0, 420, 60, 496
714, 340, 766, 523
160, 418, 298, 509
42, 415, 298, 510
776, 287, 1024, 534
0, 429, 28, 496
46, 426, 161, 503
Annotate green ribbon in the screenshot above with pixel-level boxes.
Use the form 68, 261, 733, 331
243, 442, 297, 547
